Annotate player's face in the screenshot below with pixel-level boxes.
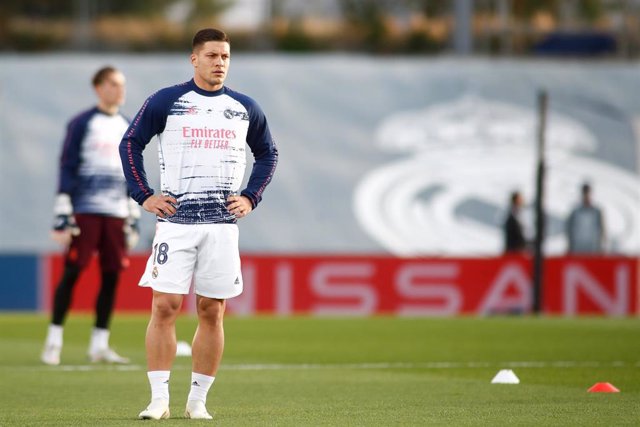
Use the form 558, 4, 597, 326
515, 194, 523, 208
191, 41, 230, 91
95, 71, 126, 108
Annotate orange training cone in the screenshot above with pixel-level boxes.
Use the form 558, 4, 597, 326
587, 382, 620, 393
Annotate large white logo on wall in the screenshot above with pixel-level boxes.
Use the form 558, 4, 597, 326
354, 95, 640, 256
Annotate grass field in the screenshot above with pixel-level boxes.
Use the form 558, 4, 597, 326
0, 314, 638, 426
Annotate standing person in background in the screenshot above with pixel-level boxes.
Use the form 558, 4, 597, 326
503, 191, 528, 254
120, 28, 278, 420
41, 66, 139, 366
567, 182, 605, 254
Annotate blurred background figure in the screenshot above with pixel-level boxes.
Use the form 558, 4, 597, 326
503, 191, 528, 254
566, 182, 605, 254
42, 66, 139, 366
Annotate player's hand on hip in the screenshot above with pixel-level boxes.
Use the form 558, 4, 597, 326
142, 195, 178, 218
226, 194, 252, 219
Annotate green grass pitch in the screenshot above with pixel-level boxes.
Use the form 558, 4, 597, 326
0, 314, 638, 426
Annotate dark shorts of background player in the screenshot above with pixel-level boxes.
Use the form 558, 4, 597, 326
65, 214, 128, 272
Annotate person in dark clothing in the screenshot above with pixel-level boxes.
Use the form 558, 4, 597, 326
503, 191, 527, 253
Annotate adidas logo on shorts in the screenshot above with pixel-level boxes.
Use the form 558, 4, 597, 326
234, 277, 240, 285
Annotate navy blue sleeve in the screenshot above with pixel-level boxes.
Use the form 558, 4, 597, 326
119, 91, 170, 205
57, 109, 92, 195
238, 98, 278, 208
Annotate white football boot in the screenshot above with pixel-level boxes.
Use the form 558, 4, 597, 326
138, 399, 170, 420
184, 400, 213, 420
41, 344, 61, 366
88, 347, 130, 364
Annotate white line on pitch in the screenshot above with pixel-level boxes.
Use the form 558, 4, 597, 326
8, 360, 639, 372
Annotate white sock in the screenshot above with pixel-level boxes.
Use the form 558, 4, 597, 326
148, 371, 171, 402
89, 328, 109, 354
46, 324, 63, 348
187, 373, 215, 403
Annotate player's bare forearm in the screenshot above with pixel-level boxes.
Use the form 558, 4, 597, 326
142, 195, 178, 218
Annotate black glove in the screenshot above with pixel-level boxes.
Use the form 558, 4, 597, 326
51, 194, 80, 246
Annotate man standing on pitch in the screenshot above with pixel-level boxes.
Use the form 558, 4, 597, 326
503, 191, 528, 254
120, 28, 278, 420
42, 66, 138, 366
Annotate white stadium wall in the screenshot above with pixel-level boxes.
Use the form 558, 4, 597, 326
1, 54, 639, 256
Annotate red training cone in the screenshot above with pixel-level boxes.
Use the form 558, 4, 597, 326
587, 382, 620, 393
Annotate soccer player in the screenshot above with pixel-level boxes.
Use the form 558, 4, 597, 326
120, 28, 278, 420
42, 66, 139, 366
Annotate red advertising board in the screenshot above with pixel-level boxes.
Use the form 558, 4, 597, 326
44, 254, 639, 316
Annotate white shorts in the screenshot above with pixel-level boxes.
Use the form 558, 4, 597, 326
139, 222, 243, 299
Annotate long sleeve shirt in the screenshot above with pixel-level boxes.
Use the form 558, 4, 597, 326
119, 79, 278, 224
58, 107, 130, 218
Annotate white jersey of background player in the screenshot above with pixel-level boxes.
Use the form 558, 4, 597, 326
119, 28, 278, 420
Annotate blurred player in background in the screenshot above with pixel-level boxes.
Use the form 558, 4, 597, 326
120, 28, 278, 420
567, 182, 605, 254
41, 66, 140, 366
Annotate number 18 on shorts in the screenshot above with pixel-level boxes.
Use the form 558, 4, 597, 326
139, 222, 243, 299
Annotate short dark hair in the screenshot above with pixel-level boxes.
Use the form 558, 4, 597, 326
92, 66, 118, 87
192, 28, 230, 51
581, 182, 592, 195
510, 191, 521, 205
